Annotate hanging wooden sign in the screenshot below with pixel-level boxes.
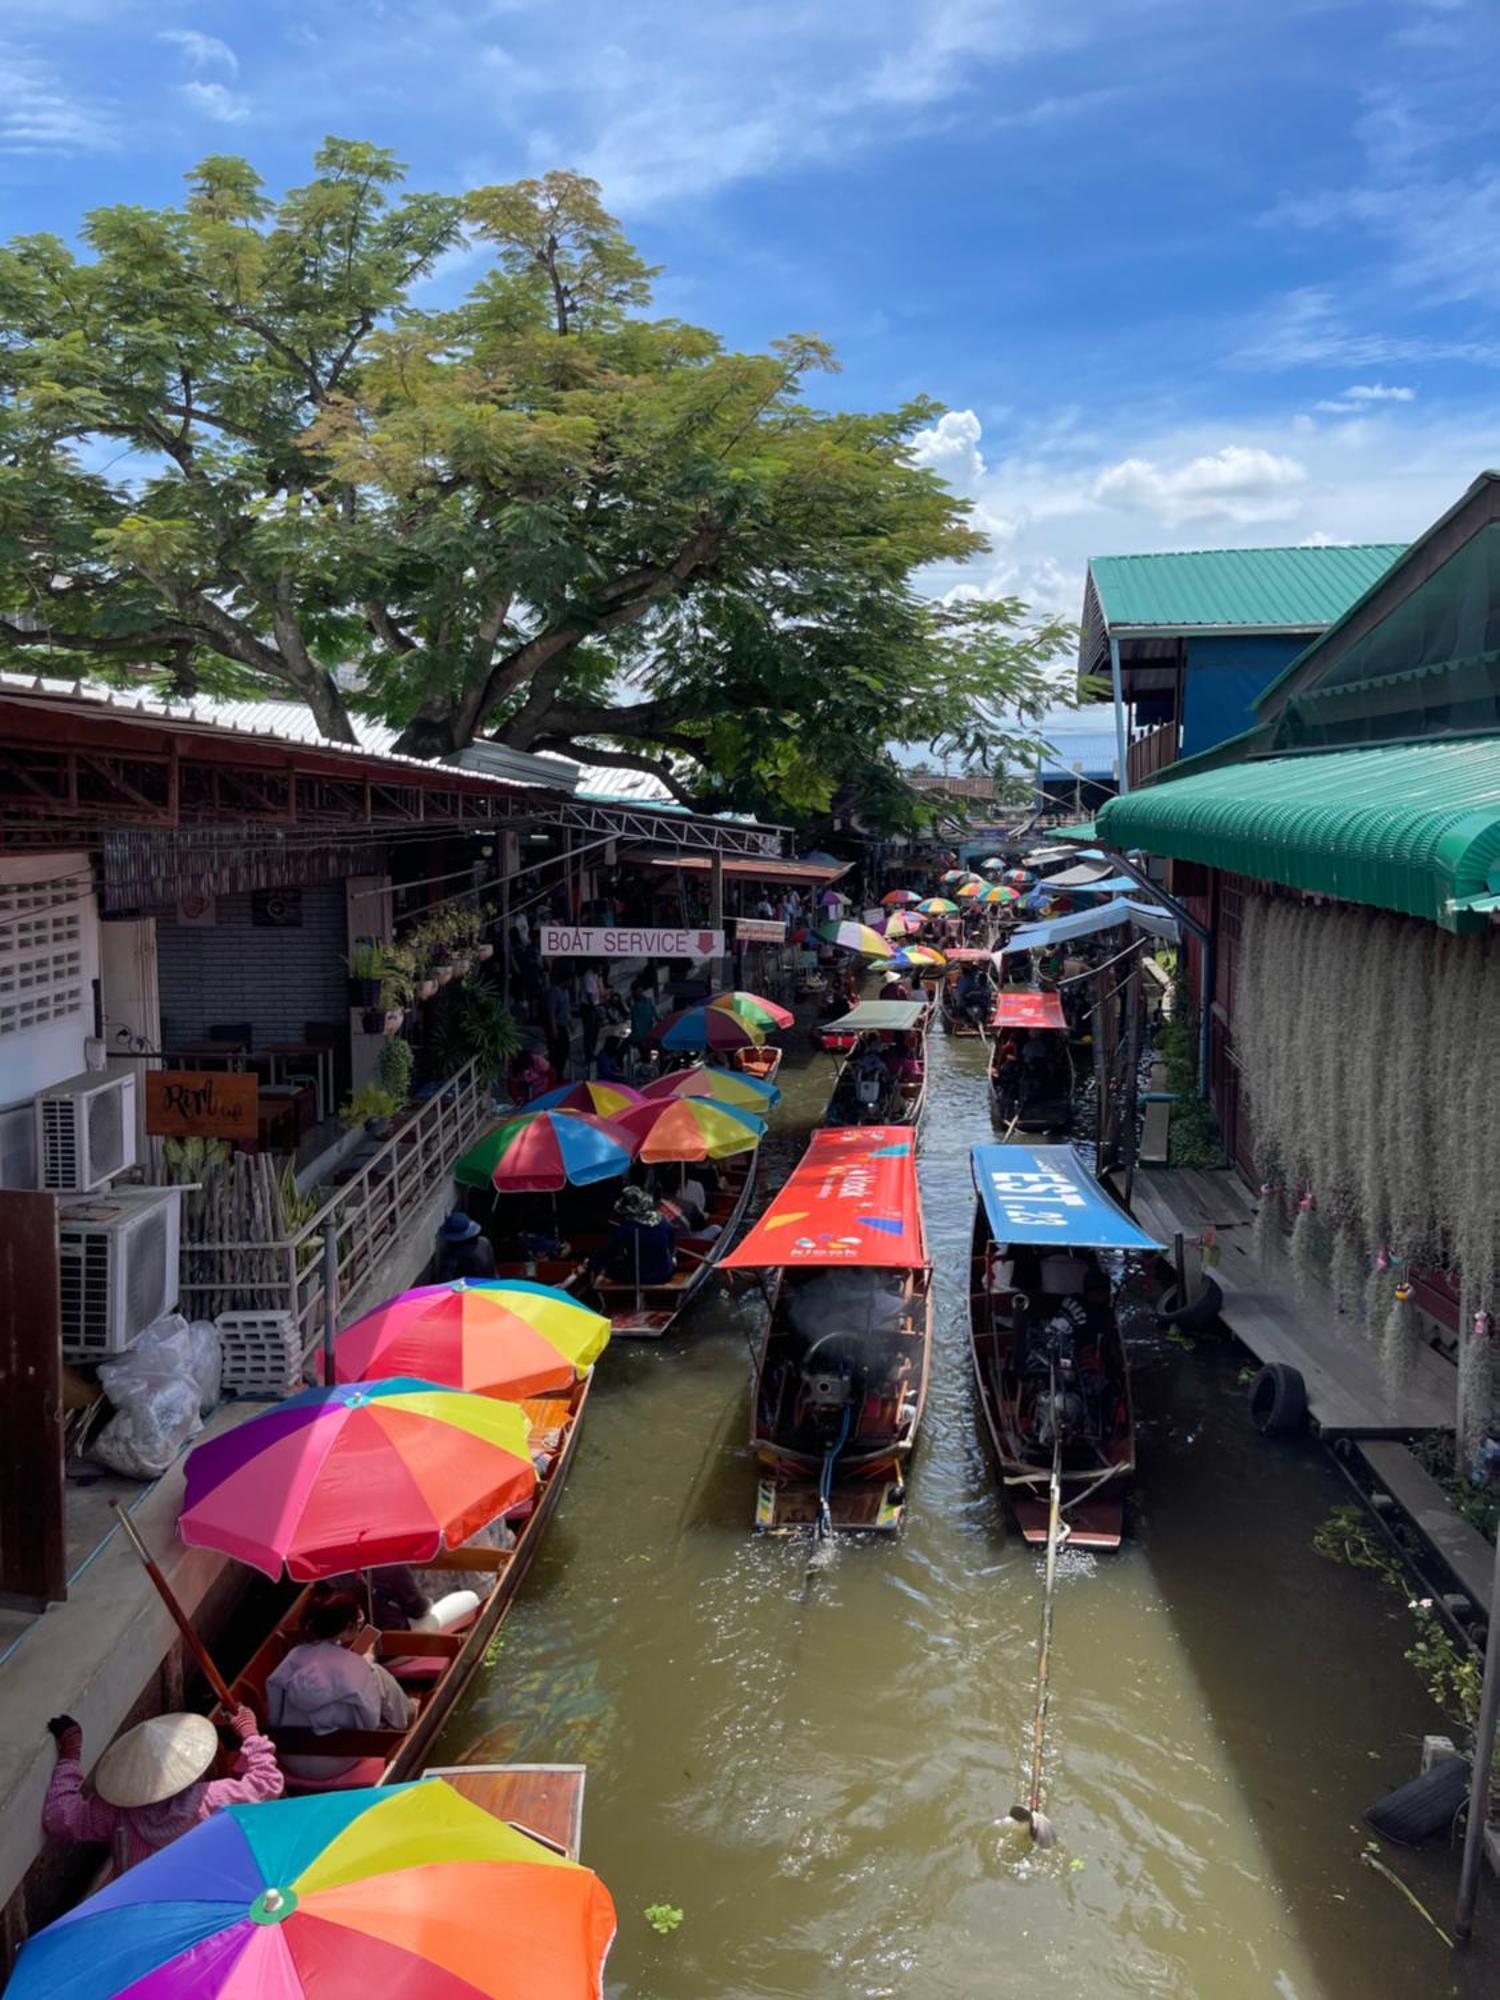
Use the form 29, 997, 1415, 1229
145, 1070, 259, 1141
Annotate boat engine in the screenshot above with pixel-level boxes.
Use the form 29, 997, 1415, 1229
798, 1333, 864, 1443
1033, 1314, 1087, 1446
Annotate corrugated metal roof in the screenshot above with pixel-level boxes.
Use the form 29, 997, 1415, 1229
0, 672, 674, 803
1088, 544, 1407, 633
1098, 736, 1500, 930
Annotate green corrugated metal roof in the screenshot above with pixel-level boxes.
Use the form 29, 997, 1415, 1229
1098, 737, 1500, 930
1088, 544, 1406, 633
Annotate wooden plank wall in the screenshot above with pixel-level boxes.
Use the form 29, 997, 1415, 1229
0, 1192, 65, 1607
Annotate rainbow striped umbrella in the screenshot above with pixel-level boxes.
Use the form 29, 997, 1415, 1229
641, 1064, 781, 1111
8, 1778, 615, 2000
614, 1094, 764, 1162
880, 888, 919, 905
969, 883, 1018, 905
915, 897, 958, 915
939, 869, 969, 885
336, 1279, 610, 1398
815, 920, 893, 958
1006, 868, 1035, 887
179, 1380, 536, 1581
708, 989, 795, 1030
526, 1078, 646, 1117
982, 856, 1006, 870
653, 1004, 765, 1052
454, 1110, 635, 1193
884, 910, 925, 939
893, 944, 947, 966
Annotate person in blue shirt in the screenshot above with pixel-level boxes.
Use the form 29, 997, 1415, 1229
589, 1185, 676, 1286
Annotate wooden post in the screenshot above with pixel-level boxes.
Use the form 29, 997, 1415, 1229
1122, 960, 1143, 1208
1456, 1521, 1500, 1941
710, 852, 725, 990
0, 1192, 66, 1608
322, 1218, 339, 1387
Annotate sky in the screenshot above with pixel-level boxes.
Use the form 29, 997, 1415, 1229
3, 0, 1500, 634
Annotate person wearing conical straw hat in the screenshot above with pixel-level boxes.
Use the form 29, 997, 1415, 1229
43, 1702, 281, 1870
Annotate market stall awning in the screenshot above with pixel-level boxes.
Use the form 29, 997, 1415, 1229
824, 1000, 929, 1033
1039, 860, 1114, 888
1097, 737, 1500, 932
724, 1128, 926, 1269
997, 900, 1179, 956
991, 989, 1067, 1032
972, 1144, 1165, 1250
622, 850, 850, 885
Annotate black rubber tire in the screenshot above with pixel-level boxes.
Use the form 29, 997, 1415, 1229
1153, 1276, 1223, 1331
1366, 1758, 1470, 1845
1249, 1362, 1308, 1435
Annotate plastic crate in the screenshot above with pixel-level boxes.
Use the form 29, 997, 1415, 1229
215, 1311, 303, 1397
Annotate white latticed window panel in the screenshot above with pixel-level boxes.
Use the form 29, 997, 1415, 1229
0, 876, 87, 1038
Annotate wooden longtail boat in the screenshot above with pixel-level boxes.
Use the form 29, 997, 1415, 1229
734, 1043, 784, 1086
727, 1127, 932, 1534
593, 1143, 759, 1339
939, 950, 997, 1037
425, 1763, 587, 1858
231, 1375, 590, 1786
967, 1143, 1163, 1549
823, 999, 928, 1128
988, 988, 1074, 1134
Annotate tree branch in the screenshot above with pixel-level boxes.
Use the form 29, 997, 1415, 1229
530, 737, 708, 811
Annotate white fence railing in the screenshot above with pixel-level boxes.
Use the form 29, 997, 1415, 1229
179, 1061, 487, 1354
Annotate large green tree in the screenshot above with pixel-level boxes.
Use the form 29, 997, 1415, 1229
0, 142, 1075, 820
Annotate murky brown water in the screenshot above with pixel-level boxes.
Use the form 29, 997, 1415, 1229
441, 1029, 1492, 1999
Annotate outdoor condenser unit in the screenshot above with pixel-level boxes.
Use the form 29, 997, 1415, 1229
34, 1070, 137, 1192
57, 1189, 180, 1359
0, 1102, 37, 1189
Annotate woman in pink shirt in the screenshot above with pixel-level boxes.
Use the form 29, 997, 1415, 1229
43, 1706, 282, 1871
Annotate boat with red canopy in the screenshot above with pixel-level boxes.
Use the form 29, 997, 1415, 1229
968, 1143, 1164, 1548
726, 1127, 932, 1535
939, 948, 996, 1037
988, 988, 1074, 1133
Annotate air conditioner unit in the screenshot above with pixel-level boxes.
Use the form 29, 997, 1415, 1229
57, 1190, 180, 1359
0, 1102, 37, 1189
35, 1071, 137, 1192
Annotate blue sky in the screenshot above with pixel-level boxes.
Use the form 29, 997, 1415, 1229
3, 0, 1500, 625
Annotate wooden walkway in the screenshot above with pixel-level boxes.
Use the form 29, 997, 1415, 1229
1120, 1166, 1454, 1438
1357, 1442, 1495, 1609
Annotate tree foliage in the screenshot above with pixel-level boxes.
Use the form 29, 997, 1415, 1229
0, 142, 1077, 821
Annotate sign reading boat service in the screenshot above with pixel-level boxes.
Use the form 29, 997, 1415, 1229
540, 925, 724, 959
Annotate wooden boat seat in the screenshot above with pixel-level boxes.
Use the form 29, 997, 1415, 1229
283, 1756, 387, 1796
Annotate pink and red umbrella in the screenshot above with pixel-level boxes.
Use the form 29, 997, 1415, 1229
179, 1379, 537, 1581
335, 1280, 610, 1399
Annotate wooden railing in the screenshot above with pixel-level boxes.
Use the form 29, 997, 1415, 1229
180, 1060, 488, 1355
1128, 722, 1178, 789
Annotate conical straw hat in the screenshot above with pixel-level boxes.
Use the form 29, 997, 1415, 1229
93, 1712, 220, 1808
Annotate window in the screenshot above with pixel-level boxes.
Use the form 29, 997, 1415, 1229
0, 875, 88, 1038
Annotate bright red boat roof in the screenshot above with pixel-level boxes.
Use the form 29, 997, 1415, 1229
990, 988, 1067, 1032
722, 1126, 927, 1269
943, 948, 994, 964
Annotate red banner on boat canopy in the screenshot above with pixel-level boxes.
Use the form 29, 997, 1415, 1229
990, 988, 1067, 1031
722, 1126, 927, 1269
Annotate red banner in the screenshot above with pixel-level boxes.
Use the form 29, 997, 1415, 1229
723, 1126, 927, 1269
991, 989, 1067, 1031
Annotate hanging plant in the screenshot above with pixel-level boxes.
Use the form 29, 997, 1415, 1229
1252, 1178, 1284, 1274
1380, 1281, 1420, 1403
1457, 1287, 1495, 1465
1330, 1226, 1366, 1322
1289, 1191, 1327, 1309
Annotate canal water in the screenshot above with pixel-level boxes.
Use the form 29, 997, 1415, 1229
442, 1028, 1491, 1998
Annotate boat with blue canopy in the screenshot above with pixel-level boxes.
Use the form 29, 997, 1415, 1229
968, 1143, 1165, 1548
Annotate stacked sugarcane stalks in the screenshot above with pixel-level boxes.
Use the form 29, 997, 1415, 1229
163, 1140, 313, 1320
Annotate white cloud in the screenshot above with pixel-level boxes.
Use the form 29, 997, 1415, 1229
1314, 382, 1418, 413
910, 409, 987, 493
179, 80, 250, 125
1091, 446, 1308, 528
0, 52, 115, 152
158, 30, 238, 75
1236, 289, 1500, 372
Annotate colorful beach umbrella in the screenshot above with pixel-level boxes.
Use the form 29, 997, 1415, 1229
982, 855, 1006, 870
641, 1064, 781, 1111
614, 1094, 764, 1161
179, 1379, 536, 1581
884, 909, 925, 938
454, 1110, 635, 1193
915, 897, 958, 915
894, 944, 947, 966
968, 884, 1017, 905
8, 1778, 616, 2000
335, 1279, 610, 1399
708, 989, 795, 1030
653, 1003, 766, 1052
526, 1078, 646, 1118
880, 888, 919, 905
816, 919, 894, 958
1007, 868, 1035, 887
939, 869, 969, 885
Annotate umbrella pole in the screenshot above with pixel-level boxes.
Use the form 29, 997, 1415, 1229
110, 1502, 237, 1714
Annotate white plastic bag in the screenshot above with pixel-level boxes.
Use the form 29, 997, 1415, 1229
92, 1313, 221, 1480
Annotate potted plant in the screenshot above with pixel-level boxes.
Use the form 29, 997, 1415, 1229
345, 937, 387, 1008
377, 1034, 414, 1107
339, 1081, 400, 1139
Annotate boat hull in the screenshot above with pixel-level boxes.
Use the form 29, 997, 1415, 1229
599, 1149, 759, 1339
